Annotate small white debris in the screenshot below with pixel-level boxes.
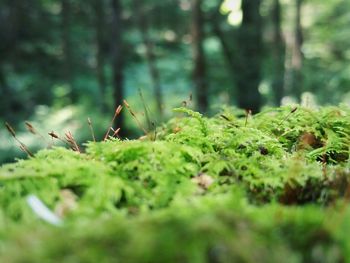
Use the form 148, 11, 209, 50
26, 195, 63, 226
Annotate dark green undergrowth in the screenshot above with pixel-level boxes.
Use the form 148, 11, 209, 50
0, 105, 349, 262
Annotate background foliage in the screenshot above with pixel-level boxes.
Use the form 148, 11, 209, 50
1, 0, 350, 163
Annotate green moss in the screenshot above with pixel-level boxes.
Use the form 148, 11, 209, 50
0, 105, 349, 262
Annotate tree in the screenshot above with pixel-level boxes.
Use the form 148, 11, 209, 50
191, 0, 208, 113
209, 6, 235, 75
271, 0, 286, 106
61, 0, 75, 102
94, 0, 108, 112
111, 0, 125, 131
134, 0, 163, 119
235, 0, 263, 113
291, 0, 303, 101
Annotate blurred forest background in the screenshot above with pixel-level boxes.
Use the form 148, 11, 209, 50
1, 0, 350, 164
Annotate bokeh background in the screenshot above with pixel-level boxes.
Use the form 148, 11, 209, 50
1, 0, 350, 163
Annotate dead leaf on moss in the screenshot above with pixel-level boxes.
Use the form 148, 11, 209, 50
298, 132, 323, 150
55, 189, 78, 218
192, 173, 214, 190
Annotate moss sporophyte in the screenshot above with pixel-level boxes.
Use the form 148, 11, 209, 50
0, 105, 349, 262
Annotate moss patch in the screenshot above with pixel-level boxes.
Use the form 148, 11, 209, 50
0, 106, 349, 262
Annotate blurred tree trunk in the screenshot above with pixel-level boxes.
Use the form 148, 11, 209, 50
134, 1, 163, 119
209, 5, 235, 74
191, 0, 208, 113
111, 0, 124, 131
0, 67, 9, 95
292, 0, 303, 101
0, 66, 24, 121
0, 67, 11, 118
61, 0, 75, 102
94, 0, 107, 112
0, 1, 27, 121
236, 0, 262, 113
272, 0, 286, 106
208, 2, 238, 105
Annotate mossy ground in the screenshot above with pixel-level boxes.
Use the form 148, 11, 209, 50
0, 105, 349, 262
